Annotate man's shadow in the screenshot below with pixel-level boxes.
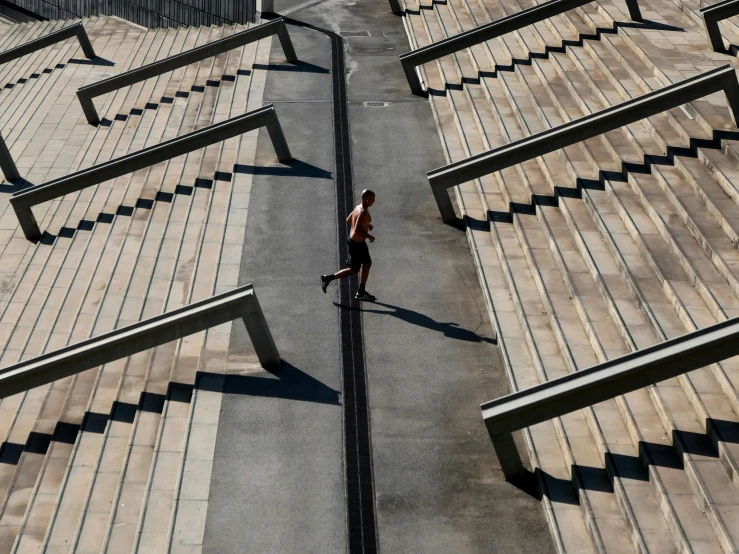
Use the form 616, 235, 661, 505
334, 301, 496, 344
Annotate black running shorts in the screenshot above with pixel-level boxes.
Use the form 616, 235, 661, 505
346, 237, 371, 271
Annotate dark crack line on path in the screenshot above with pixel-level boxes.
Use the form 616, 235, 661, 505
281, 16, 380, 554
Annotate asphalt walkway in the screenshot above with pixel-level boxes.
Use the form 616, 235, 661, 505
203, 1, 554, 552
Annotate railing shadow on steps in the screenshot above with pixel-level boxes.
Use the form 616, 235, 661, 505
0, 284, 280, 402
426, 18, 683, 93
463, 141, 727, 225
0, 56, 113, 98
92, 59, 327, 127
497, 419, 739, 501
427, 64, 739, 224
34, 159, 328, 244
0, 22, 96, 66
76, 17, 298, 125
701, 0, 739, 52
481, 314, 739, 480
399, 0, 643, 95
0, 360, 340, 465
10, 104, 292, 241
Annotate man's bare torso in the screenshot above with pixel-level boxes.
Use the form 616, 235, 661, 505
348, 204, 372, 242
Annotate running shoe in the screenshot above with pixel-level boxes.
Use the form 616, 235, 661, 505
355, 291, 376, 301
321, 275, 330, 293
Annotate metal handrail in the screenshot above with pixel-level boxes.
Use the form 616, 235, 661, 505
0, 22, 95, 66
11, 104, 292, 240
427, 64, 739, 223
700, 0, 739, 51
399, 0, 642, 95
482, 314, 739, 479
77, 17, 298, 125
0, 284, 279, 399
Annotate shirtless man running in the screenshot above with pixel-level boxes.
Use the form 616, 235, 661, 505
321, 189, 376, 301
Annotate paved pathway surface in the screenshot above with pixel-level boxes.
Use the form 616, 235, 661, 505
203, 1, 554, 552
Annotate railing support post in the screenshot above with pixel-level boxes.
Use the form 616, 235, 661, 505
265, 113, 293, 163
624, 0, 642, 21
389, 0, 403, 15
77, 92, 100, 126
700, 0, 739, 52
401, 60, 425, 96
431, 181, 457, 223
276, 21, 298, 64
704, 14, 725, 51
75, 26, 96, 59
0, 133, 19, 182
12, 203, 40, 241
242, 293, 281, 369
488, 430, 526, 480
724, 75, 739, 126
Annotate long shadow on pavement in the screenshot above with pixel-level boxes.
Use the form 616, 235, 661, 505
334, 301, 496, 344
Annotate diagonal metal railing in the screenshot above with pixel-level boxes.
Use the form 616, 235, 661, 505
701, 0, 739, 51
0, 22, 96, 66
482, 315, 739, 479
77, 17, 297, 125
10, 104, 292, 240
427, 64, 739, 223
399, 0, 642, 95
0, 25, 95, 183
0, 284, 279, 399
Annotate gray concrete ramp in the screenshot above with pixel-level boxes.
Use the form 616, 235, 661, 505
203, 0, 554, 552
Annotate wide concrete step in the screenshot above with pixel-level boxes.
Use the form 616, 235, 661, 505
409, 2, 609, 552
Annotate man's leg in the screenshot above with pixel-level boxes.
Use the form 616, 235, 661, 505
321, 267, 359, 292
335, 268, 359, 280
356, 264, 375, 300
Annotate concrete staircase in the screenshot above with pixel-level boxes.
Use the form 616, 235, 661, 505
402, 0, 739, 551
0, 15, 271, 553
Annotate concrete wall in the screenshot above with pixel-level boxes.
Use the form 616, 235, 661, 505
5, 0, 256, 27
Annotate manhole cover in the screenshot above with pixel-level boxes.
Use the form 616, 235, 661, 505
339, 30, 371, 37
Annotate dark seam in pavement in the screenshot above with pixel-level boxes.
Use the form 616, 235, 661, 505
281, 16, 380, 553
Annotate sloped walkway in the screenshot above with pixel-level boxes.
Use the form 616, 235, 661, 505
202, 0, 553, 552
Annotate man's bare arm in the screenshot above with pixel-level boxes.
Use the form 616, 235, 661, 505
359, 211, 375, 242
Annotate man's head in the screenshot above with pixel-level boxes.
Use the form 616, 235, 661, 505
361, 189, 375, 208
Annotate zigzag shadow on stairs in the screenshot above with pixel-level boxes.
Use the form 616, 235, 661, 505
98, 70, 253, 128
425, 18, 683, 95
464, 129, 739, 224
31, 159, 327, 245
0, 55, 115, 97
0, 365, 328, 466
506, 418, 739, 505
0, 389, 171, 465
